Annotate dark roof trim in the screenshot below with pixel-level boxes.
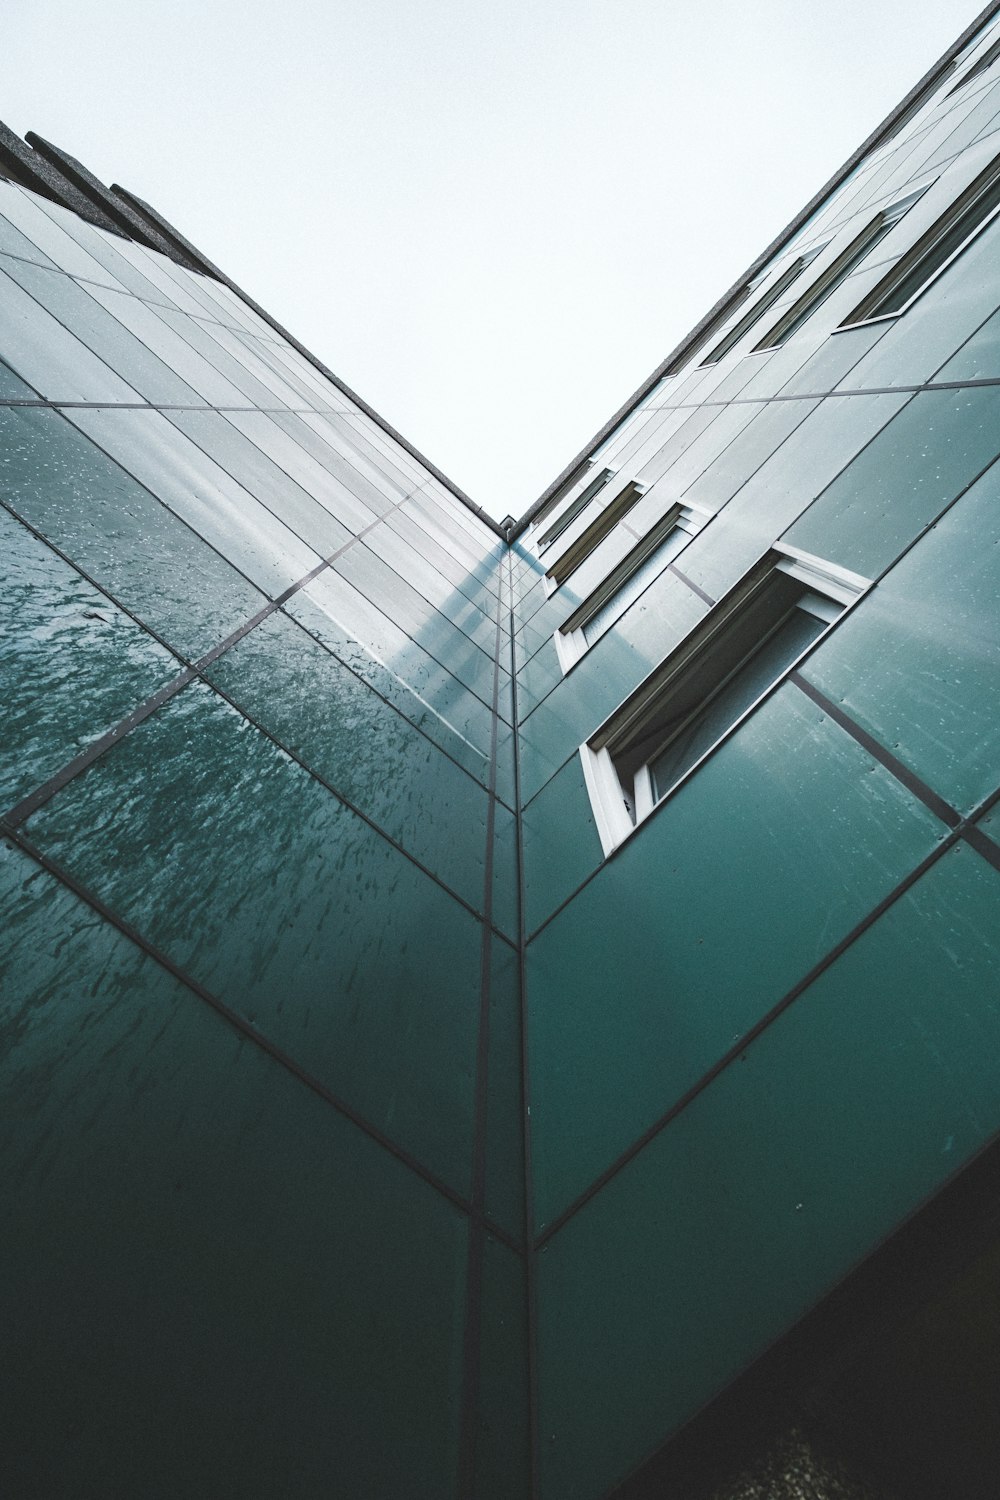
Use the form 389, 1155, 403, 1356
509, 0, 1000, 541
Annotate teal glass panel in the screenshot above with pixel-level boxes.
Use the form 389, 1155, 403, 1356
0, 180, 117, 281
680, 399, 819, 515
474, 1238, 530, 1500
485, 939, 525, 1241
680, 390, 910, 605
0, 355, 38, 398
636, 401, 758, 494
0, 262, 142, 402
165, 408, 354, 556
64, 407, 321, 598
803, 463, 1000, 814
25, 682, 483, 1196
205, 610, 491, 910
82, 281, 252, 405
0, 839, 468, 1500
527, 684, 947, 1228
335, 539, 498, 670
0, 257, 203, 404
278, 411, 403, 512
0, 507, 179, 811
156, 304, 302, 408
786, 387, 1000, 578
833, 209, 1000, 389
522, 755, 604, 935
226, 409, 385, 531
777, 319, 888, 395
492, 803, 519, 944
0, 406, 267, 659
936, 301, 1000, 380
364, 518, 498, 643
518, 637, 563, 716
536, 843, 1000, 1500
286, 586, 493, 785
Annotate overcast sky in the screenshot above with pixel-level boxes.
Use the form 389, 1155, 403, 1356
1, 0, 984, 518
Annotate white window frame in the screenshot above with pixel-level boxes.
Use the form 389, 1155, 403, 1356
839, 154, 1000, 329
554, 502, 709, 672
581, 545, 869, 856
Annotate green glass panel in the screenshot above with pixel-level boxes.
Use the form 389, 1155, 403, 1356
522, 755, 604, 936
205, 610, 491, 910
0, 406, 267, 659
485, 939, 525, 1241
0, 354, 38, 398
288, 570, 496, 753
0, 507, 179, 810
474, 1238, 530, 1500
833, 211, 1000, 389
165, 408, 354, 556
0, 257, 203, 404
492, 803, 519, 944
527, 684, 947, 1229
679, 398, 819, 515
802, 463, 1000, 814
0, 262, 141, 403
536, 843, 1000, 1500
226, 408, 385, 532
65, 406, 321, 598
679, 390, 910, 605
786, 387, 1000, 578
0, 839, 467, 1500
25, 682, 483, 1196
936, 301, 1000, 381
778, 319, 888, 395
286, 587, 493, 786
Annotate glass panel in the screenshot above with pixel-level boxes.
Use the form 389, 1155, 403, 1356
527, 684, 947, 1229
485, 940, 525, 1240
205, 610, 491, 909
521, 755, 604, 934
0, 506, 179, 810
648, 606, 827, 800
63, 407, 321, 598
25, 681, 483, 1196
0, 840, 467, 1500
164, 408, 353, 557
0, 405, 266, 658
474, 1237, 530, 1500
536, 843, 1000, 1500
0, 262, 142, 402
0, 256, 201, 404
680, 399, 819, 516
582, 526, 691, 647
786, 386, 1000, 578
802, 461, 1000, 814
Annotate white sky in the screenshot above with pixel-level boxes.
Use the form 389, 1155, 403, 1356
1, 0, 985, 519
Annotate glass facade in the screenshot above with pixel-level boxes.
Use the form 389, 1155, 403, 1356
4, 9, 1000, 1496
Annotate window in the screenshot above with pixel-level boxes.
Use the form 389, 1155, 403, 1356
947, 34, 1000, 95
842, 150, 1000, 325
535, 468, 613, 551
544, 475, 646, 587
699, 246, 826, 365
581, 548, 868, 854
753, 187, 927, 349
554, 503, 707, 671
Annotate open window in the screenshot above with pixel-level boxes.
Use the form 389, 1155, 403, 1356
842, 149, 1000, 325
581, 547, 868, 855
753, 186, 928, 349
535, 468, 614, 552
554, 503, 707, 671
544, 475, 647, 589
699, 245, 827, 366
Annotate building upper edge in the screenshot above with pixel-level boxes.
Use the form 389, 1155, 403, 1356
513, 0, 1000, 544
3, 2, 998, 547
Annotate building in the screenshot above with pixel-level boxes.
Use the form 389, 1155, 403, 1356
3, 6, 1000, 1496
